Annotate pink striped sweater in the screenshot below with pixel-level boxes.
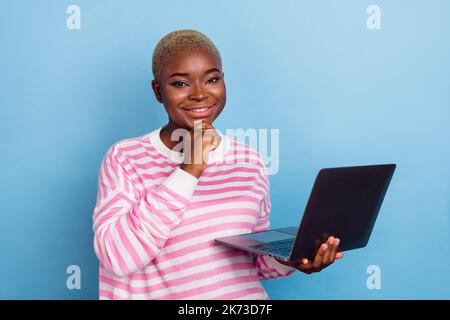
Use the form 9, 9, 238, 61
92, 127, 295, 300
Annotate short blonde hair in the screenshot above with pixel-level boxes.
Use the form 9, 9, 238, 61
152, 29, 222, 82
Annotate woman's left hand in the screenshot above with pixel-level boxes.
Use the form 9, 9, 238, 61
275, 236, 344, 274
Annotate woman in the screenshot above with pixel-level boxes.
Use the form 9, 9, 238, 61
93, 29, 343, 300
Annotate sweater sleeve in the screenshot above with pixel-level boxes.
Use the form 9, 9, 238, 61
92, 145, 198, 278
252, 160, 296, 280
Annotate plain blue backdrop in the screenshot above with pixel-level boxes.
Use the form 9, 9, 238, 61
1, 0, 449, 299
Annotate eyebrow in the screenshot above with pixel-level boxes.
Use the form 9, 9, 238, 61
168, 68, 221, 78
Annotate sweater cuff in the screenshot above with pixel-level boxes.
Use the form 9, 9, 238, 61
162, 167, 199, 201
265, 255, 297, 274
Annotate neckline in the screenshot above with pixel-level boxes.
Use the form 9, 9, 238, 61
149, 126, 229, 164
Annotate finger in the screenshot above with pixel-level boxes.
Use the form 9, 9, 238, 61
201, 121, 215, 131
203, 133, 218, 152
297, 258, 313, 273
328, 238, 340, 264
202, 130, 215, 142
335, 252, 344, 260
201, 120, 210, 129
322, 237, 334, 264
201, 128, 214, 141
202, 125, 217, 138
312, 243, 328, 268
201, 123, 212, 133
203, 129, 220, 150
210, 135, 217, 147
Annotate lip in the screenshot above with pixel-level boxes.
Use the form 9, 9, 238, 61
180, 104, 216, 118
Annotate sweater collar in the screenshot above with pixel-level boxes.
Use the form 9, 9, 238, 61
149, 126, 230, 164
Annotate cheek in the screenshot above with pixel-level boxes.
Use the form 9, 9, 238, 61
211, 83, 226, 101
161, 89, 187, 117
163, 87, 188, 104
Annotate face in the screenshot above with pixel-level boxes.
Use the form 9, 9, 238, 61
151, 48, 226, 130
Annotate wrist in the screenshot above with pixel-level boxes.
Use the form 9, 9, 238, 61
180, 163, 205, 178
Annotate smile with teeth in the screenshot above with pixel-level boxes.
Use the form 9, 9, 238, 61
190, 107, 210, 112
182, 105, 214, 112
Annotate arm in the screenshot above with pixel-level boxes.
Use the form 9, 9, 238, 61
252, 161, 296, 280
252, 216, 297, 280
92, 145, 198, 278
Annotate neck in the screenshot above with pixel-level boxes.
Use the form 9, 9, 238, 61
160, 122, 183, 151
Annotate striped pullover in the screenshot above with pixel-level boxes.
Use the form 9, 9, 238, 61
93, 127, 295, 300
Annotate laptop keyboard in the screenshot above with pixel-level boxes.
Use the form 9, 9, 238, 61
250, 238, 294, 257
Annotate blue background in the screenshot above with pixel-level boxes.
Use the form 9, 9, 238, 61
1, 0, 449, 299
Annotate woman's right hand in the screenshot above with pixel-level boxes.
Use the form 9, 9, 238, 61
181, 121, 220, 178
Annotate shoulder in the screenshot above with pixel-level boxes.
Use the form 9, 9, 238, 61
224, 135, 268, 175
103, 130, 156, 163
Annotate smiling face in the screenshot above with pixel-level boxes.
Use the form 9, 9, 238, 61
151, 48, 226, 130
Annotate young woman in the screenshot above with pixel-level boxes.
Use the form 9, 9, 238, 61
93, 29, 343, 300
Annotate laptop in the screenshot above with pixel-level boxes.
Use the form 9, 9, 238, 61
214, 164, 396, 262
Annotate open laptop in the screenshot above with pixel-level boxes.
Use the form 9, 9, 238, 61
214, 164, 396, 262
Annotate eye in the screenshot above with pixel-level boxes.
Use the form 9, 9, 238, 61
172, 81, 188, 88
206, 76, 220, 84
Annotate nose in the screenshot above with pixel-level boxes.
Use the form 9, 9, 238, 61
188, 83, 208, 101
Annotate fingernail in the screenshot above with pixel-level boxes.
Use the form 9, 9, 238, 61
322, 244, 328, 251
335, 238, 340, 245
303, 259, 308, 264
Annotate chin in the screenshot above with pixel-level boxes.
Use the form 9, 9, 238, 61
187, 117, 215, 127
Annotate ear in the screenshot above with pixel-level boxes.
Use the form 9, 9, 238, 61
151, 80, 163, 103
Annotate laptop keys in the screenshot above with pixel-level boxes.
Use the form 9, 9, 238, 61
250, 238, 294, 256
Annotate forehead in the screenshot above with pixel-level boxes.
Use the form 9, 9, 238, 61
162, 49, 221, 76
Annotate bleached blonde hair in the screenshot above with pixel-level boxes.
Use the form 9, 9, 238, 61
152, 29, 222, 82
